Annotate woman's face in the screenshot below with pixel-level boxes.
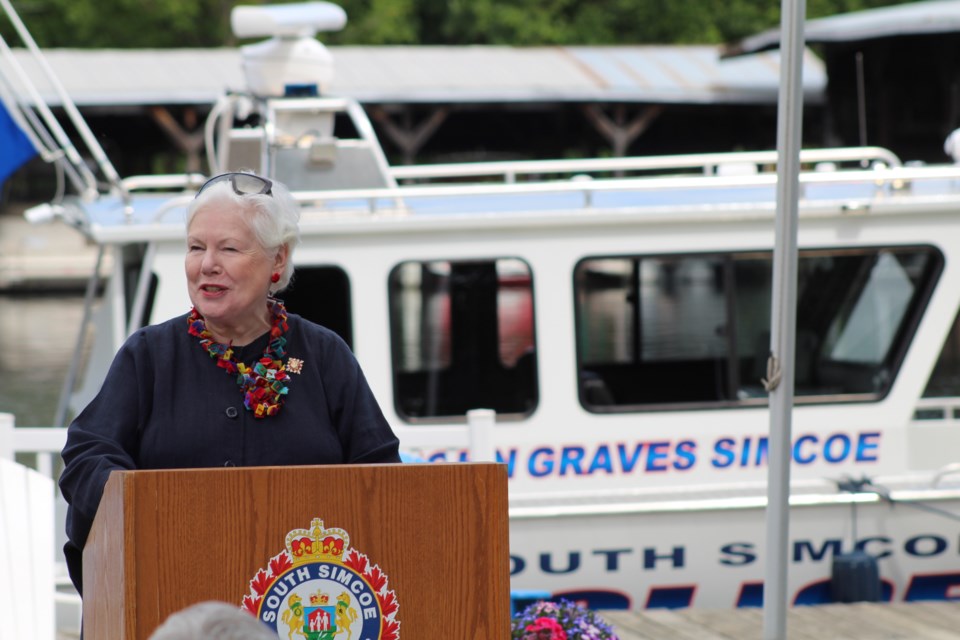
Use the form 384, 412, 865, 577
185, 203, 286, 335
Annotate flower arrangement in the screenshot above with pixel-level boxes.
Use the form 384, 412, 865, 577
511, 599, 619, 640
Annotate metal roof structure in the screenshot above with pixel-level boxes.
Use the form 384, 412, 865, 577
727, 0, 960, 56
6, 44, 826, 108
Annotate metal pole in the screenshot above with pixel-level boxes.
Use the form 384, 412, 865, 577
466, 409, 497, 462
763, 0, 805, 638
856, 51, 868, 149
53, 246, 104, 428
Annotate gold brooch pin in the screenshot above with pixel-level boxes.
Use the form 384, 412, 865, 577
287, 357, 304, 374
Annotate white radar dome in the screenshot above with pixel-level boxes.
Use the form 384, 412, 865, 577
231, 2, 347, 39
231, 2, 347, 97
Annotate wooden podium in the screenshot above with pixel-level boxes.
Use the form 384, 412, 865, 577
83, 462, 510, 639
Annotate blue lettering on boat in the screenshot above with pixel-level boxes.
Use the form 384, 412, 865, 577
427, 430, 881, 477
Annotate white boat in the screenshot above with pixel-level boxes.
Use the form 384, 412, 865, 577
4, 0, 960, 622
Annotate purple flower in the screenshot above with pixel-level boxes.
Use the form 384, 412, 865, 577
510, 599, 619, 640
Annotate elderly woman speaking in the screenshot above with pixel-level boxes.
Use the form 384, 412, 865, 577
59, 172, 400, 595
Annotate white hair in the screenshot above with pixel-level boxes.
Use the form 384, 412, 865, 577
148, 601, 276, 640
187, 174, 301, 293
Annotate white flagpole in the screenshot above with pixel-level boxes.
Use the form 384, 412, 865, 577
764, 0, 806, 638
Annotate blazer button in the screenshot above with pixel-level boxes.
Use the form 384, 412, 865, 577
225, 406, 239, 419
224, 460, 236, 467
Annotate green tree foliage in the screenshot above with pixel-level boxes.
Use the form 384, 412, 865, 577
3, 0, 919, 49
7, 0, 234, 47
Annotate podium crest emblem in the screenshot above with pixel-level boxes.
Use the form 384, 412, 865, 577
243, 518, 400, 639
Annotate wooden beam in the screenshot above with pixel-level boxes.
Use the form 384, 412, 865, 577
368, 105, 449, 165
582, 104, 665, 157
148, 106, 205, 173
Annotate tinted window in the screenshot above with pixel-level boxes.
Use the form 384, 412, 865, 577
389, 258, 538, 420
575, 247, 941, 411
922, 310, 960, 398
279, 266, 352, 347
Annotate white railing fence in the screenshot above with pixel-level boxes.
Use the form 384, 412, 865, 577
0, 412, 81, 638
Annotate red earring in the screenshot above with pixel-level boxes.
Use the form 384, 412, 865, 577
271, 273, 280, 283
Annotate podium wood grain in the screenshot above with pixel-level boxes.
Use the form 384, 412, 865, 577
83, 462, 510, 639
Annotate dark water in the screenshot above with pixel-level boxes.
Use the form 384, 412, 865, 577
0, 293, 89, 426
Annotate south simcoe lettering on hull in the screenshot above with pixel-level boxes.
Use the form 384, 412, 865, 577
510, 534, 960, 607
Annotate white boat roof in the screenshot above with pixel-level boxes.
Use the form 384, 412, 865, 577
6, 45, 826, 107
729, 0, 960, 55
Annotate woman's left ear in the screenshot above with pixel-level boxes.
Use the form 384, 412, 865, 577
274, 244, 289, 275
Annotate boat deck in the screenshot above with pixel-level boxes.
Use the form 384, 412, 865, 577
601, 601, 960, 639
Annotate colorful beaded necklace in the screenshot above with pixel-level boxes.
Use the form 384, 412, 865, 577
187, 299, 290, 418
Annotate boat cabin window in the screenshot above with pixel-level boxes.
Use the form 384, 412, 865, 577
388, 258, 538, 421
278, 266, 352, 347
575, 246, 941, 411
921, 309, 960, 399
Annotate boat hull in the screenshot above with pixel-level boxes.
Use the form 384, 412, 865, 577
507, 488, 960, 609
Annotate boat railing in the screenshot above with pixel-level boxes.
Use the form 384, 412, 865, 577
72, 147, 959, 224
0, 413, 81, 637
0, 0, 126, 203
0, 412, 66, 481
388, 146, 904, 184
121, 173, 209, 193
283, 161, 960, 216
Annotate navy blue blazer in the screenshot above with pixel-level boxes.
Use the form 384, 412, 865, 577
59, 311, 400, 594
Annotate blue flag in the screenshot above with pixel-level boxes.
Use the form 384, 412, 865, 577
0, 101, 37, 188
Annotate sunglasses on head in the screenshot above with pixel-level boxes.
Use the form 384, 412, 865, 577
196, 172, 273, 198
